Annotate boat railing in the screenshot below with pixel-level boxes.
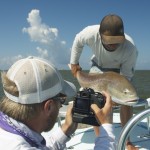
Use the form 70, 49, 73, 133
58, 98, 150, 150
117, 104, 150, 150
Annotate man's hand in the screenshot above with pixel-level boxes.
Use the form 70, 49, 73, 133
61, 105, 78, 137
91, 91, 113, 125
71, 64, 82, 77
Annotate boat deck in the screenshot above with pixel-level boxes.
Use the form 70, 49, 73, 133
42, 113, 150, 150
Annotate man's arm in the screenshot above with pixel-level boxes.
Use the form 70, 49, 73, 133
121, 34, 138, 81
121, 48, 138, 81
94, 124, 116, 150
91, 91, 116, 150
70, 25, 99, 77
46, 105, 78, 150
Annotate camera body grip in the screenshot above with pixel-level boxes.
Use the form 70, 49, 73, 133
72, 88, 106, 126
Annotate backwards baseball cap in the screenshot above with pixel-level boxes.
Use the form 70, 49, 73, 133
99, 14, 125, 44
3, 56, 76, 104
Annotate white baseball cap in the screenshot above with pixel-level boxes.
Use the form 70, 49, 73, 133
3, 56, 76, 104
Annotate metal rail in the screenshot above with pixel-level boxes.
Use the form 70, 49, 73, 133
117, 108, 150, 150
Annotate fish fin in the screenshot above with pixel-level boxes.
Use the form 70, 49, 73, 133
68, 64, 71, 70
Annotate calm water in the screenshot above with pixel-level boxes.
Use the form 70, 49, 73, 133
59, 70, 150, 99
60, 70, 150, 114
0, 70, 150, 113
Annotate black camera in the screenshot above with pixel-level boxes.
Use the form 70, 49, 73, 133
72, 88, 106, 126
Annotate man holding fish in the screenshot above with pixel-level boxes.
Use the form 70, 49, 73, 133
70, 14, 138, 150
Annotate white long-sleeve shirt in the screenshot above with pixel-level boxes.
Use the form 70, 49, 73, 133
94, 124, 116, 150
0, 117, 116, 150
0, 123, 70, 150
70, 25, 138, 80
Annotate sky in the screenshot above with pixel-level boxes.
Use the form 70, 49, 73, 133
0, 0, 150, 70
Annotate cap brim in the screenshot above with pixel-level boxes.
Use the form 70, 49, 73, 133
101, 34, 125, 44
61, 80, 76, 97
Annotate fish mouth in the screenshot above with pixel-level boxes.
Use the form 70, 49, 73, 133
125, 101, 138, 106
125, 98, 139, 102
121, 101, 138, 106
112, 97, 139, 106
123, 98, 139, 106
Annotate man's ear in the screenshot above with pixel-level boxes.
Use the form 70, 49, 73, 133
44, 100, 53, 112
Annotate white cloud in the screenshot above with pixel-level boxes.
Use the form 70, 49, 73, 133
22, 9, 58, 44
22, 9, 70, 68
0, 9, 71, 70
36, 47, 48, 58
0, 55, 23, 70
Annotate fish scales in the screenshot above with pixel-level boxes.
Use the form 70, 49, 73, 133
76, 71, 139, 106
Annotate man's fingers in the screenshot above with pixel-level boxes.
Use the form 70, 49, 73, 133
91, 104, 101, 114
70, 64, 82, 77
101, 91, 112, 109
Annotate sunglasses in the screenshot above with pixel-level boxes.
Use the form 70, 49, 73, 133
52, 93, 66, 105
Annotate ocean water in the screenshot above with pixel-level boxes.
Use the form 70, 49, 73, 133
59, 70, 150, 114
0, 70, 150, 113
59, 70, 150, 99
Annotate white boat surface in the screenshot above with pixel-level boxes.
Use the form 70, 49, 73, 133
42, 100, 150, 150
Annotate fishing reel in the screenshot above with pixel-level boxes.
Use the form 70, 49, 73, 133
72, 88, 106, 126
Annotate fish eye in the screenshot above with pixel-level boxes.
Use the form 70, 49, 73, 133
123, 89, 129, 94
